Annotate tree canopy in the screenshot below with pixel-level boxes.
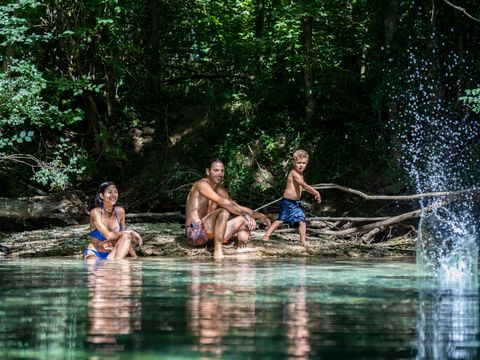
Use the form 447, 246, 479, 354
1, 0, 480, 210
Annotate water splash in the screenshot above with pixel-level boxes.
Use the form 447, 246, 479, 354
389, 42, 480, 276
416, 273, 479, 359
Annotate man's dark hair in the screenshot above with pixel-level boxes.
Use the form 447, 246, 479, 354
207, 158, 224, 169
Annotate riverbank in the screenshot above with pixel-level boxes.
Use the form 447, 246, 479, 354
0, 222, 416, 259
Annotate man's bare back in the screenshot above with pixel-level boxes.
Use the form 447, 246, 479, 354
185, 179, 215, 227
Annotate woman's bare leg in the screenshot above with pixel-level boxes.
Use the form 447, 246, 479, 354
129, 246, 137, 259
108, 233, 132, 260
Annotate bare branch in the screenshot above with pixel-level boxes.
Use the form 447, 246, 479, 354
255, 183, 474, 212
307, 216, 391, 222
442, 0, 480, 23
0, 154, 50, 169
311, 183, 473, 201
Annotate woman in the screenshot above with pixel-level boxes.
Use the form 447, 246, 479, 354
84, 182, 142, 260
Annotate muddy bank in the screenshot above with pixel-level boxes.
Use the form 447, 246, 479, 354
0, 222, 416, 259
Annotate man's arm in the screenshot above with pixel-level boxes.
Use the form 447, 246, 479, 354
197, 181, 248, 216
215, 185, 271, 228
292, 172, 321, 202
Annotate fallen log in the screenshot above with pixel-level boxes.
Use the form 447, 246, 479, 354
126, 211, 184, 222
0, 192, 88, 229
309, 208, 422, 237
309, 200, 447, 239
307, 216, 391, 222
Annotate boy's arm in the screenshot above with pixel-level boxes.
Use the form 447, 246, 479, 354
292, 172, 321, 203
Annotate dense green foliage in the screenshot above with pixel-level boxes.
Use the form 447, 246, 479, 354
1, 0, 480, 208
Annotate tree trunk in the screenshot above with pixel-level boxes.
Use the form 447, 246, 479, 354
384, 0, 398, 46
255, 0, 265, 72
303, 15, 315, 126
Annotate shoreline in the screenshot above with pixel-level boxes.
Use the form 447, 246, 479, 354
0, 223, 416, 259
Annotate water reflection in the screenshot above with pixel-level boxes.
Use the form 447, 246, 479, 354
416, 274, 479, 360
186, 260, 256, 356
285, 258, 310, 359
186, 259, 312, 358
85, 260, 142, 354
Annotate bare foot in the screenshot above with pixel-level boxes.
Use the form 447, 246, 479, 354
129, 247, 138, 259
213, 244, 224, 260
300, 239, 307, 246
262, 235, 269, 241
236, 239, 248, 248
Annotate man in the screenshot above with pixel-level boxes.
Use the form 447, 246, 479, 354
185, 158, 271, 259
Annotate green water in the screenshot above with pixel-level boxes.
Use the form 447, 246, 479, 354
0, 258, 478, 359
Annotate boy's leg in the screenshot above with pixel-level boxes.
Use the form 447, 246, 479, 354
299, 221, 306, 245
263, 220, 284, 241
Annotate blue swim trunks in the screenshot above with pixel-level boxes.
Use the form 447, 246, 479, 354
278, 198, 306, 225
84, 248, 110, 260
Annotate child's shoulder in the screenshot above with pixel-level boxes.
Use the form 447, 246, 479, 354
288, 169, 302, 177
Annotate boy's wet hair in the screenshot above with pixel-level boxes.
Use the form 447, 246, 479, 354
94, 181, 116, 208
292, 150, 309, 161
207, 158, 224, 169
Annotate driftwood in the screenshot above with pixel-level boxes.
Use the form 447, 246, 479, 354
126, 211, 184, 222
311, 183, 473, 200
253, 183, 468, 212
309, 208, 423, 237
0, 192, 88, 229
256, 184, 467, 244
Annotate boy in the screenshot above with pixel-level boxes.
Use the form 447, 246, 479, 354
263, 150, 321, 244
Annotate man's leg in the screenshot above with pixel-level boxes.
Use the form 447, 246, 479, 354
213, 209, 229, 259
202, 208, 230, 259
224, 216, 251, 248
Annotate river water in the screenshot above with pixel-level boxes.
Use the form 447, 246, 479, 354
0, 257, 478, 359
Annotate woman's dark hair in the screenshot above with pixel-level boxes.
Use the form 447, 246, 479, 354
94, 181, 116, 208
207, 158, 224, 169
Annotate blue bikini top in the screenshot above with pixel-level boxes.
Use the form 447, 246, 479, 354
89, 208, 122, 241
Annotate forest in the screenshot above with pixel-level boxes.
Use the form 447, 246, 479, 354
1, 0, 480, 216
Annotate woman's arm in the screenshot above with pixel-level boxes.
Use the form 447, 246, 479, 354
118, 207, 143, 246
90, 208, 123, 242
